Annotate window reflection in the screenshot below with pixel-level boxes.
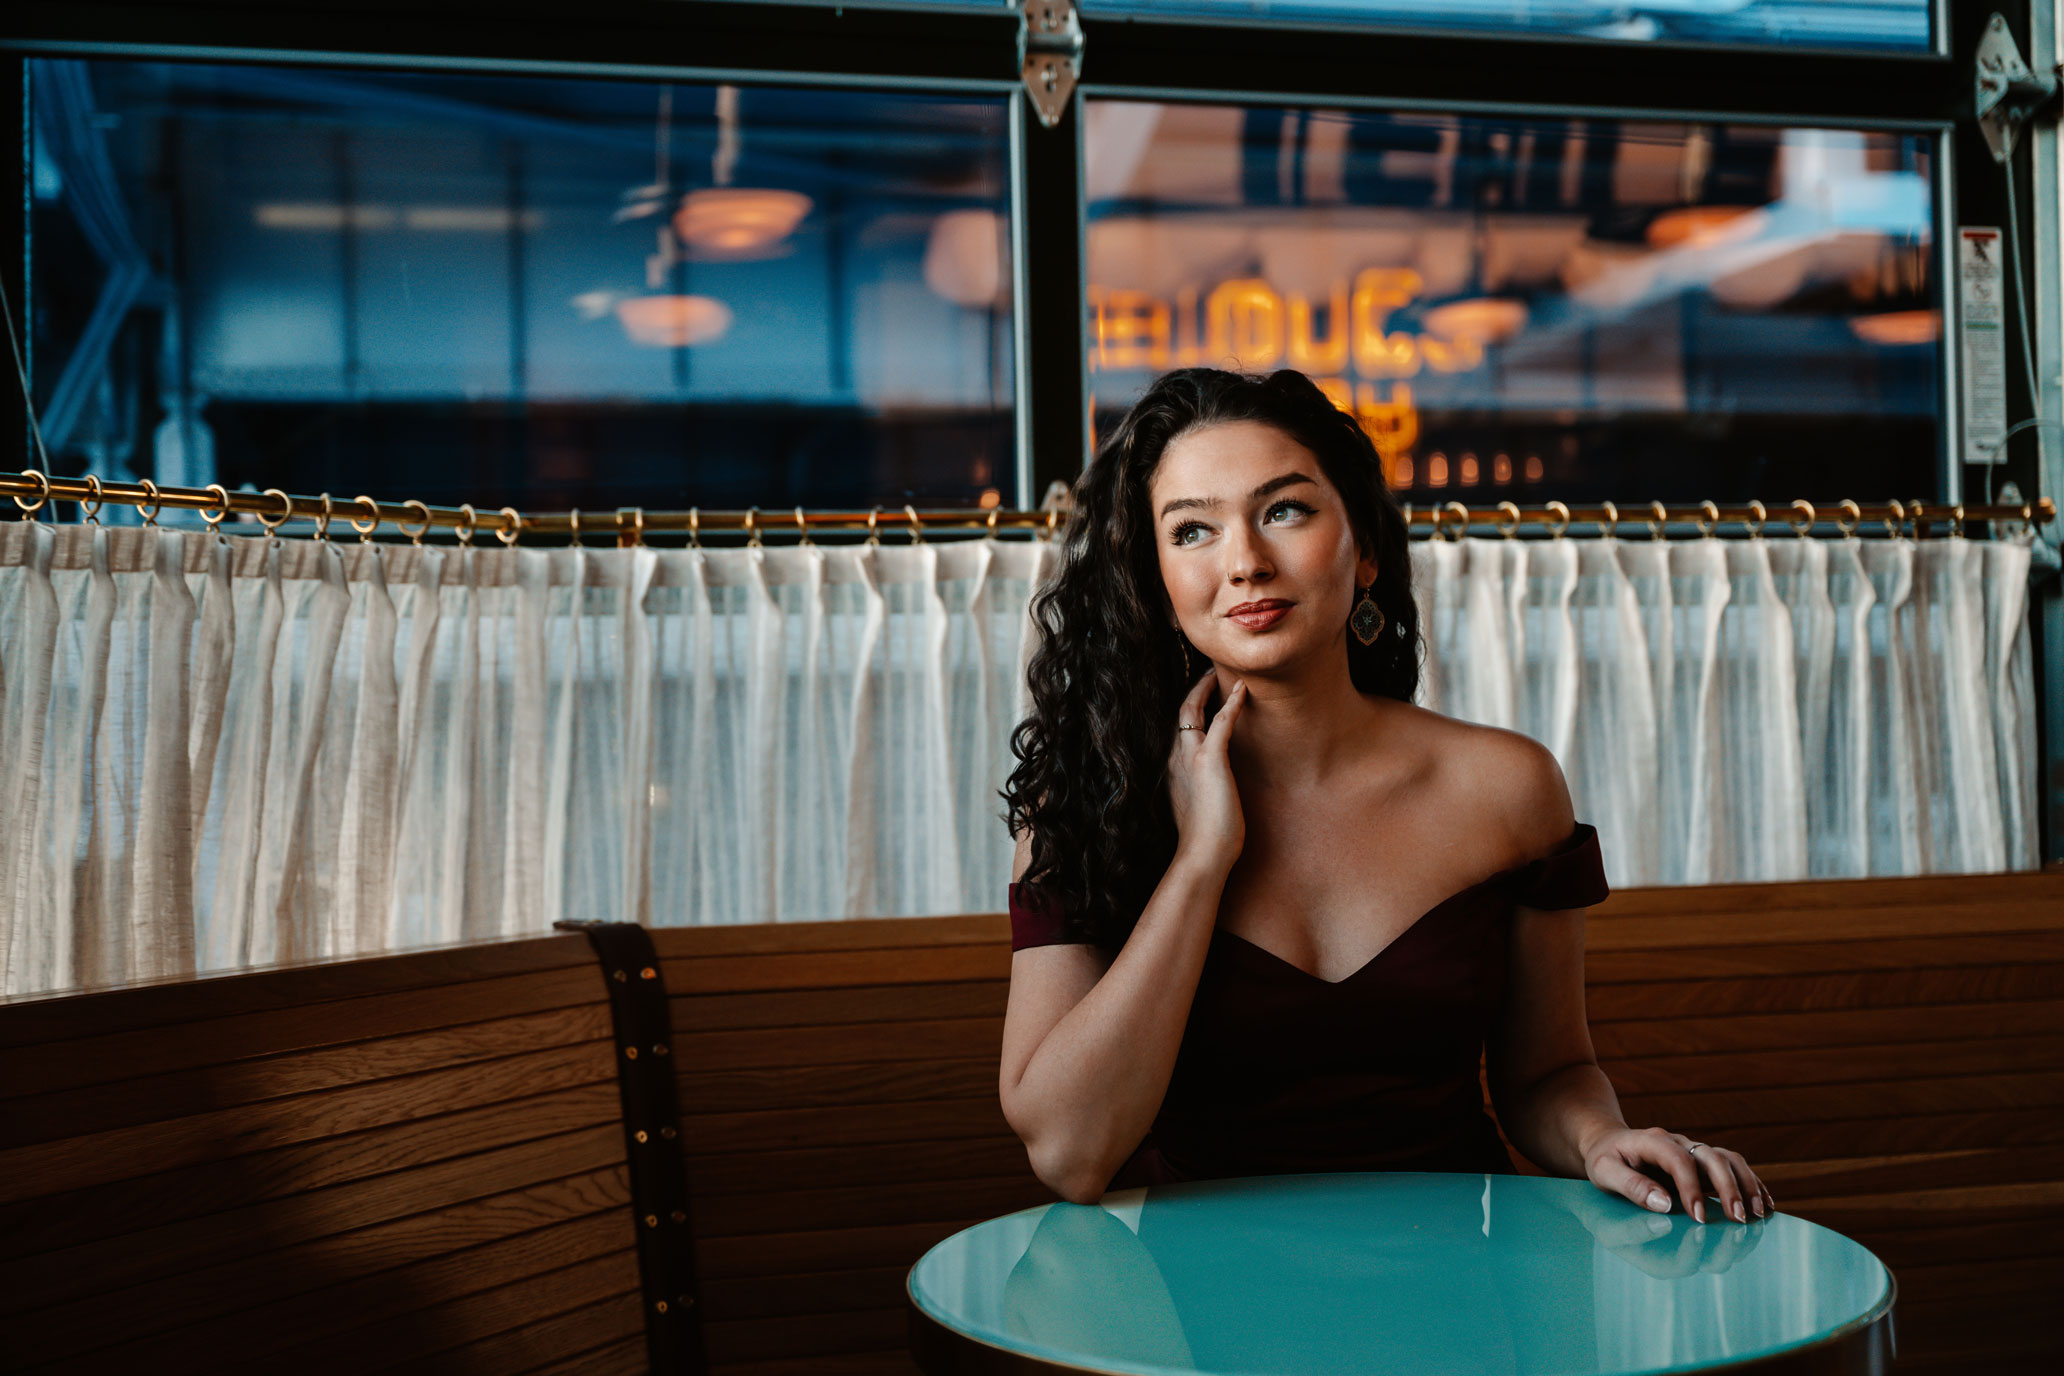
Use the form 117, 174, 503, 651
1086, 103, 1940, 503
1075, 0, 1932, 52
30, 61, 1016, 513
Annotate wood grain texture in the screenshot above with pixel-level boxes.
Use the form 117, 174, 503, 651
0, 931, 642, 1374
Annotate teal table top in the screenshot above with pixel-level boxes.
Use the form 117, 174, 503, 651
907, 1173, 1894, 1375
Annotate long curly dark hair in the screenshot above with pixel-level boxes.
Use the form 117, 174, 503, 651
1000, 367, 1422, 948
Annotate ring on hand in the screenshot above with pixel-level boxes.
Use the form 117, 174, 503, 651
1178, 723, 1203, 732
1687, 1142, 1706, 1153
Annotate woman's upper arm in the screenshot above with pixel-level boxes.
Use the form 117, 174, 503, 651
998, 825, 1113, 1117
1486, 903, 1597, 1105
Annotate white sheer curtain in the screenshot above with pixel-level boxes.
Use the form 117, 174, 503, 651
1409, 530, 2042, 889
0, 521, 2043, 995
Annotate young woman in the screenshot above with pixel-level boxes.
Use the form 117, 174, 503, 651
998, 366, 1771, 1226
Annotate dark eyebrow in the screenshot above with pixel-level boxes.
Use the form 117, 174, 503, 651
1158, 472, 1318, 522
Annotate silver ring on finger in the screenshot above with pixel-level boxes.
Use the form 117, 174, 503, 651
1687, 1142, 1706, 1154
1179, 723, 1204, 731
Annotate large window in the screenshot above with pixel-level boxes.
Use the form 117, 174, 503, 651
1086, 103, 1940, 503
29, 60, 1018, 513
1072, 0, 1935, 51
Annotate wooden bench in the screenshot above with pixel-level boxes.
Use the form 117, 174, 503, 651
2, 866, 2059, 1373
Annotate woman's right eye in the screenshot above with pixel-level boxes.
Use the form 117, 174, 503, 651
1169, 521, 1205, 546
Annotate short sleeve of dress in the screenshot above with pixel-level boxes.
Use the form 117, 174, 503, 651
1008, 880, 1097, 952
1513, 822, 1610, 910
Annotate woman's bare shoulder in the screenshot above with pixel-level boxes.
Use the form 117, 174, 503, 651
1375, 704, 1576, 858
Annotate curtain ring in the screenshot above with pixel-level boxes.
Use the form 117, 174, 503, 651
1882, 499, 1905, 539
569, 507, 583, 547
794, 506, 812, 545
10, 467, 51, 516
985, 506, 999, 539
1648, 500, 1668, 540
313, 492, 334, 542
259, 488, 294, 539
745, 505, 762, 548
1493, 500, 1521, 539
497, 507, 522, 546
1836, 499, 1861, 539
400, 499, 433, 546
1599, 499, 1619, 538
687, 507, 700, 549
905, 503, 925, 544
614, 506, 645, 548
350, 495, 381, 542
1401, 502, 1414, 537
1543, 500, 1571, 539
1907, 498, 1929, 539
454, 503, 478, 546
1695, 500, 1720, 538
79, 473, 105, 525
138, 477, 162, 527
866, 506, 882, 547
1745, 499, 1767, 538
1441, 501, 1470, 541
1950, 502, 1966, 539
202, 483, 232, 532
1046, 507, 1060, 542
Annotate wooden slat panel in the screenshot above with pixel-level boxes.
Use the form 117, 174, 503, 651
705, 1306, 909, 1364
1590, 999, 2064, 1057
688, 1135, 1030, 1197
0, 932, 594, 1047
1585, 897, 2064, 951
0, 1038, 615, 1201
0, 1125, 627, 1314
7, 1167, 630, 1368
1590, 871, 2064, 917
677, 1057, 1000, 1114
0, 1003, 615, 1148
1600, 1034, 2064, 1095
679, 1097, 1013, 1156
713, 1352, 920, 1376
0, 1081, 622, 1262
679, 1017, 1005, 1070
699, 1217, 986, 1279
519, 1335, 652, 1376
1754, 1147, 2064, 1200
1689, 1107, 2064, 1163
0, 964, 608, 1101
671, 980, 1007, 1032
1587, 962, 2064, 1020
1588, 932, 2064, 982
653, 914, 1008, 959
263, 1249, 642, 1376
372, 1291, 648, 1376
1618, 1070, 2064, 1131
663, 945, 1012, 995
701, 1265, 910, 1321
66, 1210, 635, 1376
694, 1175, 1050, 1238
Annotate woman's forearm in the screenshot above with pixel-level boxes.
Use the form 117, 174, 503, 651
1499, 1060, 1628, 1179
1006, 851, 1232, 1202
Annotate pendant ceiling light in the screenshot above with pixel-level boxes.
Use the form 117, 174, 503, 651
671, 86, 813, 260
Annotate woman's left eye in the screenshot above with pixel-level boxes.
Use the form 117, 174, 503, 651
1266, 500, 1314, 522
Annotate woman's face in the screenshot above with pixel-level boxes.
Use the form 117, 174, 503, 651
1147, 419, 1378, 677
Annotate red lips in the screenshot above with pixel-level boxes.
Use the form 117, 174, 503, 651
1225, 599, 1294, 617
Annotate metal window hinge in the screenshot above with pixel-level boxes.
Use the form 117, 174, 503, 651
1975, 13, 2061, 163
1020, 0, 1083, 129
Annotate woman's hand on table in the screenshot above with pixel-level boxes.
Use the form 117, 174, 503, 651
1582, 1125, 1773, 1225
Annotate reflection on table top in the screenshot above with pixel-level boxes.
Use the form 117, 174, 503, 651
908, 1173, 1894, 1376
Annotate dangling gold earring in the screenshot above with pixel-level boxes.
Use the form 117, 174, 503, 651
1350, 584, 1386, 646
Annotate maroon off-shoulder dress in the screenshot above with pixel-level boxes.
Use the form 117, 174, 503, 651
1007, 823, 1610, 1190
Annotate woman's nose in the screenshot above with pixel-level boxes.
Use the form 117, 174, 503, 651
1222, 521, 1273, 584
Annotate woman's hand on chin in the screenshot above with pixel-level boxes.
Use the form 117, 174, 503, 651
1582, 1124, 1774, 1224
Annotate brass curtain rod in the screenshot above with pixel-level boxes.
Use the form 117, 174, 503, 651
2, 469, 2054, 545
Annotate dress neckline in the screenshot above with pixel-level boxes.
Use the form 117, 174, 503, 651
1211, 825, 1590, 987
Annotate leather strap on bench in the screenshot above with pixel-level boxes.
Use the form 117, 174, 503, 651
556, 920, 707, 1374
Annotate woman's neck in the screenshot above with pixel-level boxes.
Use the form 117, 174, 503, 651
1218, 649, 1387, 795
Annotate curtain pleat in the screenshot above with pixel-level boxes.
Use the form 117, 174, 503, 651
0, 524, 2045, 995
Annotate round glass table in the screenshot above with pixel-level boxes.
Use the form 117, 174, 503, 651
907, 1173, 1894, 1375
